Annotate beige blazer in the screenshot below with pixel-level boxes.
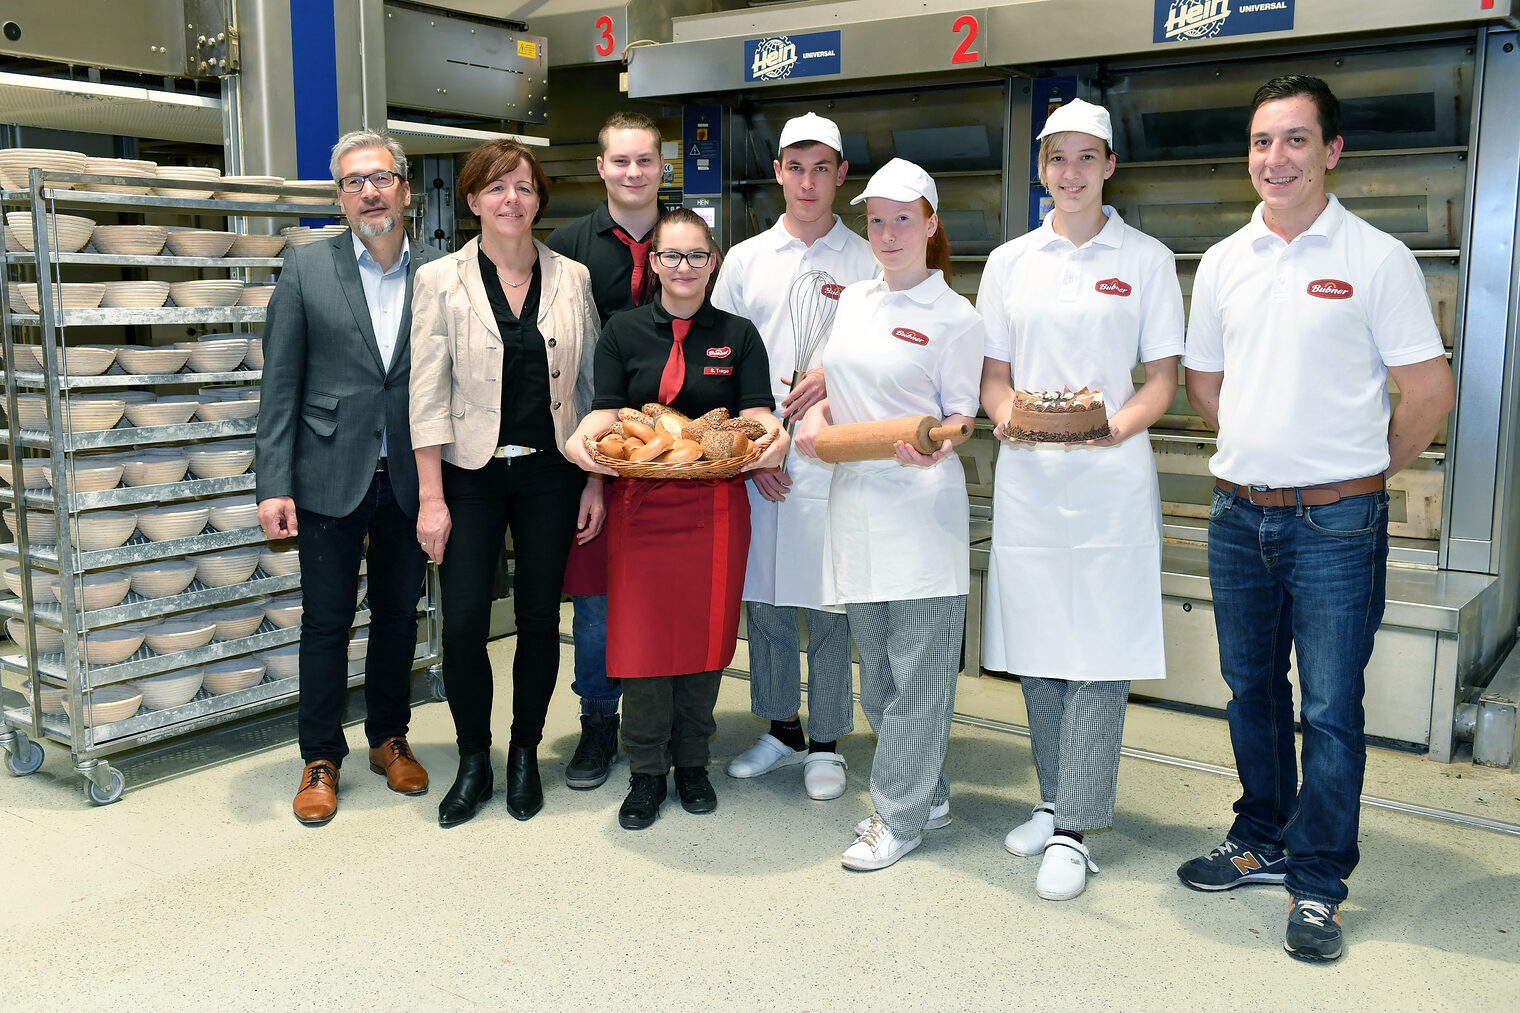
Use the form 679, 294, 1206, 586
410, 237, 599, 469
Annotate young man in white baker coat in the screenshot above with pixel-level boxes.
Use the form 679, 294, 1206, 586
1178, 75, 1453, 963
712, 113, 878, 800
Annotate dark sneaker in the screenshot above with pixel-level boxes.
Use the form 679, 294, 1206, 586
565, 712, 620, 790
1176, 838, 1287, 891
618, 772, 666, 830
1284, 896, 1343, 962
674, 766, 717, 814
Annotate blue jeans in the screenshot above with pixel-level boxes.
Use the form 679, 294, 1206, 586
571, 594, 619, 715
1207, 484, 1388, 905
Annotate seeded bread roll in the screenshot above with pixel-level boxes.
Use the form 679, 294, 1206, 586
685, 407, 729, 440
619, 407, 655, 428
721, 417, 767, 440
641, 403, 691, 427
698, 430, 751, 460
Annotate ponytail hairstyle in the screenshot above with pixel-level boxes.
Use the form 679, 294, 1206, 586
649, 206, 723, 297
921, 197, 952, 286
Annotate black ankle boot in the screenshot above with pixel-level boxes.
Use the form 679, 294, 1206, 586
504, 744, 543, 821
438, 751, 493, 828
618, 772, 666, 830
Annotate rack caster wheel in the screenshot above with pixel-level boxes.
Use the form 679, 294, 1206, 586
4, 738, 43, 776
427, 668, 447, 702
85, 767, 125, 805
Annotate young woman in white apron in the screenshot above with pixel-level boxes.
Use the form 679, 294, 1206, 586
977, 99, 1183, 899
796, 159, 985, 872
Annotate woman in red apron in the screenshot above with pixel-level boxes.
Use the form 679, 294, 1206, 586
566, 208, 789, 829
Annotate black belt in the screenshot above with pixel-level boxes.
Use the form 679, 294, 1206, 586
375, 457, 388, 473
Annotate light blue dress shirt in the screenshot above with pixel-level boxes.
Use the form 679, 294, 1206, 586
352, 231, 411, 458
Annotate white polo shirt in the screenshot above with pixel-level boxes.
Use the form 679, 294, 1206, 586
1183, 195, 1445, 487
978, 206, 1183, 411
712, 215, 878, 405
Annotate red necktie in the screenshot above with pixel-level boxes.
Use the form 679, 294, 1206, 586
610, 225, 651, 306
659, 319, 691, 405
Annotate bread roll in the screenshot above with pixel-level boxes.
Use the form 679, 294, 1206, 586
685, 407, 729, 439
619, 407, 655, 428
698, 430, 751, 459
658, 439, 703, 464
654, 414, 689, 440
722, 417, 767, 440
596, 434, 628, 460
627, 431, 674, 462
622, 418, 657, 443
623, 436, 645, 453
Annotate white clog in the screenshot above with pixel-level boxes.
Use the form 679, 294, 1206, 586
803, 751, 847, 800
1035, 836, 1099, 901
725, 733, 807, 778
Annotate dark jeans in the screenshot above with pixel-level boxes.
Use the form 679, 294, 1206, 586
297, 471, 428, 765
1208, 485, 1389, 905
620, 670, 724, 775
572, 594, 620, 715
440, 451, 581, 755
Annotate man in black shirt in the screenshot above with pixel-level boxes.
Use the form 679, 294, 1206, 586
546, 111, 666, 789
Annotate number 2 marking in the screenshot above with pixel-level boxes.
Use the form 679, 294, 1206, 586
595, 15, 615, 57
951, 14, 979, 64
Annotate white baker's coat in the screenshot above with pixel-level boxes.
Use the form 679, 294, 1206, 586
819, 271, 984, 604
977, 207, 1183, 681
712, 216, 878, 608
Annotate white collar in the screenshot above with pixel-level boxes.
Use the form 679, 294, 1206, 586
766, 214, 853, 252
865, 269, 950, 306
352, 229, 411, 272
1248, 194, 1345, 247
1034, 206, 1125, 251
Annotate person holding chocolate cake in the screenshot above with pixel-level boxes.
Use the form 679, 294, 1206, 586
795, 159, 984, 872
976, 98, 1184, 901
565, 207, 789, 830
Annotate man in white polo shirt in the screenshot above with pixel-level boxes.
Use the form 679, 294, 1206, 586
712, 113, 877, 800
1178, 75, 1453, 963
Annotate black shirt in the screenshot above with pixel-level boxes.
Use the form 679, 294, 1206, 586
545, 200, 675, 325
592, 299, 774, 420
477, 248, 555, 450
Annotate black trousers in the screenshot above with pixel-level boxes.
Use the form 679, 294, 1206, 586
297, 471, 428, 764
440, 451, 582, 755
620, 670, 724, 775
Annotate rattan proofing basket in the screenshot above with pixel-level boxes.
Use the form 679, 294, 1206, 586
582, 430, 774, 481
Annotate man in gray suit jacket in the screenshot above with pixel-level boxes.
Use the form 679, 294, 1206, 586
256, 130, 440, 826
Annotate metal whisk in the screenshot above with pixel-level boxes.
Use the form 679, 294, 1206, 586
782, 269, 841, 467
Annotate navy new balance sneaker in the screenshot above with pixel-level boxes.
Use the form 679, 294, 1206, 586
1284, 896, 1343, 962
1176, 838, 1288, 891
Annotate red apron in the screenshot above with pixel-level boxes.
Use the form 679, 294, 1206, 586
561, 482, 612, 596
606, 476, 751, 679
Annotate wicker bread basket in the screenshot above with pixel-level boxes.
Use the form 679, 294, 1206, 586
584, 429, 774, 481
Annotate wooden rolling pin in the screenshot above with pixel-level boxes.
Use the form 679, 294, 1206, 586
815, 416, 971, 463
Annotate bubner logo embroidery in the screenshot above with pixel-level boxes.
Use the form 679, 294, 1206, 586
751, 37, 798, 80
821, 283, 844, 299
892, 327, 929, 345
706, 346, 732, 358
1306, 279, 1353, 300
1095, 278, 1133, 297
1162, 0, 1231, 42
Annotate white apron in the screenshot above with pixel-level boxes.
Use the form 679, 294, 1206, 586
983, 436, 1164, 680
743, 451, 835, 608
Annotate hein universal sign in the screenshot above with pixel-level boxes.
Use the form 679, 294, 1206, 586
1154, 0, 1295, 44
744, 30, 843, 82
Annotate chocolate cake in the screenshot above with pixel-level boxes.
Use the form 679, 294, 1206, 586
1004, 387, 1110, 443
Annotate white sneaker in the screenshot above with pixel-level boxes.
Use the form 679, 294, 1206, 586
803, 752, 847, 800
855, 798, 950, 837
1004, 804, 1055, 857
841, 814, 920, 871
1035, 836, 1099, 901
725, 734, 807, 778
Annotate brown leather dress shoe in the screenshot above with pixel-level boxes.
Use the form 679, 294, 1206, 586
293, 760, 339, 826
369, 736, 428, 795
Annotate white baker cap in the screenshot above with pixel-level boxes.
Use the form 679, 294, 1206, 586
1036, 97, 1114, 145
778, 113, 843, 156
849, 158, 939, 211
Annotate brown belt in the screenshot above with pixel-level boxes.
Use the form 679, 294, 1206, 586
1215, 475, 1385, 508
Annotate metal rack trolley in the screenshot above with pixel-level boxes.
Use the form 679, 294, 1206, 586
0, 169, 442, 803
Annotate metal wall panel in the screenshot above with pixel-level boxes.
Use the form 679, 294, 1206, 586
0, 0, 186, 76
383, 3, 547, 122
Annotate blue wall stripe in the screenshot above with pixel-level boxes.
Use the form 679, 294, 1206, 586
288, 0, 340, 186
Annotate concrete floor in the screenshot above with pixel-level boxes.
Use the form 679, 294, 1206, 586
2, 630, 1518, 1012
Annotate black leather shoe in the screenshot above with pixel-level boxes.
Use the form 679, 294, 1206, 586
504, 744, 543, 821
674, 766, 717, 814
618, 772, 666, 830
438, 752, 493, 828
565, 712, 620, 790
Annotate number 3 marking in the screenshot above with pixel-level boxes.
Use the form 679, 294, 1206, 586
951, 14, 979, 64
595, 15, 615, 57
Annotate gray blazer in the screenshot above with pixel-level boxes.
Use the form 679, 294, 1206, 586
255, 230, 441, 519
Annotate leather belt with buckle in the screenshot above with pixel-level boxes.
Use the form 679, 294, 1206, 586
493, 445, 539, 459
1215, 475, 1385, 508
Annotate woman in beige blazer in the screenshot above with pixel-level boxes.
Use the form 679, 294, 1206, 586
410, 139, 601, 828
